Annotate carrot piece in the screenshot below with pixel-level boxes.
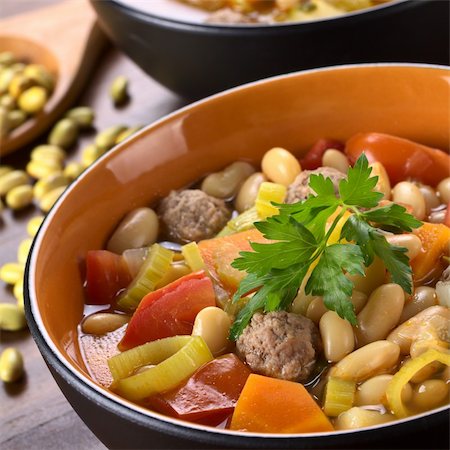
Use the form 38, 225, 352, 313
198, 229, 267, 292
229, 374, 334, 433
411, 222, 450, 284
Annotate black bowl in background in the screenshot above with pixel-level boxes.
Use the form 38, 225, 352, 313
90, 0, 449, 99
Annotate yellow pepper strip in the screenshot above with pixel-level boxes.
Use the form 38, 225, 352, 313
118, 243, 174, 311
386, 348, 450, 418
181, 242, 206, 272
109, 336, 213, 402
323, 377, 356, 417
255, 182, 286, 219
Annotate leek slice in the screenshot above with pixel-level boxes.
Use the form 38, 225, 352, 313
217, 206, 260, 237
117, 243, 173, 311
181, 242, 205, 272
386, 348, 450, 418
255, 182, 286, 219
323, 377, 356, 417
109, 336, 213, 402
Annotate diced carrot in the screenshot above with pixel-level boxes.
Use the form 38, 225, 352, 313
411, 222, 450, 285
198, 229, 267, 292
229, 374, 334, 434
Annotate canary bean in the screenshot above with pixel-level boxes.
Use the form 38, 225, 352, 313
320, 311, 355, 362
39, 185, 66, 212
81, 144, 106, 167
0, 170, 29, 196
417, 184, 440, 215
63, 162, 84, 180
13, 279, 24, 309
437, 177, 450, 203
355, 284, 405, 347
392, 181, 426, 220
399, 287, 438, 323
0, 94, 16, 110
48, 118, 78, 148
7, 109, 27, 130
107, 207, 159, 254
18, 86, 47, 114
23, 64, 55, 92
95, 125, 127, 151
9, 73, 35, 99
110, 75, 129, 105
0, 52, 15, 66
0, 348, 24, 383
0, 303, 27, 331
33, 173, 69, 200
192, 306, 231, 356
26, 159, 62, 180
235, 172, 267, 213
0, 68, 16, 95
31, 144, 66, 164
261, 147, 301, 186
0, 166, 12, 177
82, 313, 129, 335
355, 375, 412, 407
385, 233, 422, 260
201, 161, 255, 199
412, 379, 449, 411
65, 106, 95, 129
0, 263, 24, 285
17, 238, 33, 265
27, 215, 44, 237
5, 184, 33, 210
115, 125, 142, 144
335, 407, 394, 430
330, 341, 400, 382
322, 149, 349, 174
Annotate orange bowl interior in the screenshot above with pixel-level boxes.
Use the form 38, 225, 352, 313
31, 65, 449, 393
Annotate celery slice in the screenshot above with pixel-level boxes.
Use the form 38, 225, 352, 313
181, 242, 205, 272
255, 182, 286, 219
323, 377, 356, 417
217, 206, 260, 237
109, 336, 213, 402
117, 243, 173, 311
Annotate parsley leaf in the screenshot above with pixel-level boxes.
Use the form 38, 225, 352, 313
229, 153, 422, 340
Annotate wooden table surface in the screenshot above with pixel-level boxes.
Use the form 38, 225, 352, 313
0, 2, 186, 448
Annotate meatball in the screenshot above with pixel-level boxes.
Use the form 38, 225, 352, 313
158, 189, 231, 243
236, 311, 322, 382
286, 167, 345, 204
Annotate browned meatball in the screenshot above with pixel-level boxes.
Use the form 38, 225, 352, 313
286, 167, 345, 203
236, 311, 322, 382
158, 189, 231, 243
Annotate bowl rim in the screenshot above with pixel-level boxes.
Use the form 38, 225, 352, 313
25, 62, 450, 445
104, 0, 412, 30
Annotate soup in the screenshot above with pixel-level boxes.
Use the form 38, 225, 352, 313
78, 132, 449, 433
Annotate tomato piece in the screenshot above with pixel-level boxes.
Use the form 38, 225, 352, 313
345, 132, 450, 186
445, 203, 450, 228
146, 354, 251, 426
86, 250, 132, 305
300, 138, 345, 170
119, 271, 216, 350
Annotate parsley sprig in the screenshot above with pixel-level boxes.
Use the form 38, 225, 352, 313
229, 154, 422, 340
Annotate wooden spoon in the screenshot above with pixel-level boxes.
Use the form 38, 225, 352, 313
0, 0, 109, 156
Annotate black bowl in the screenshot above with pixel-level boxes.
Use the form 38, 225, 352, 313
90, 0, 449, 99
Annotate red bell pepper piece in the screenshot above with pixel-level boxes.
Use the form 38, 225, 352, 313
300, 138, 345, 170
85, 250, 132, 305
146, 354, 251, 426
345, 132, 450, 187
119, 271, 216, 350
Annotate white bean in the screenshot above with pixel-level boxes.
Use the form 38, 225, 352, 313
385, 234, 422, 260
320, 311, 355, 362
417, 184, 440, 215
399, 287, 437, 323
192, 307, 231, 356
355, 284, 405, 347
346, 257, 385, 296
411, 379, 449, 411
334, 407, 394, 430
235, 172, 267, 213
107, 207, 159, 254
201, 161, 254, 199
330, 341, 400, 382
261, 147, 301, 186
370, 162, 391, 200
392, 181, 426, 220
306, 297, 327, 324
437, 177, 450, 203
322, 149, 349, 174
82, 313, 129, 335
355, 375, 412, 407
